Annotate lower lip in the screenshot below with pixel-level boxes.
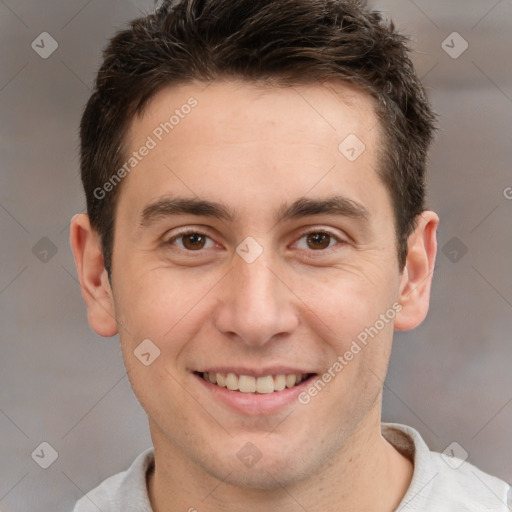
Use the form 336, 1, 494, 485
193, 373, 315, 415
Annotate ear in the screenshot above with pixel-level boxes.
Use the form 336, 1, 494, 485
394, 210, 439, 331
69, 214, 118, 337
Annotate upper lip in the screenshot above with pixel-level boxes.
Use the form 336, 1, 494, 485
193, 367, 316, 377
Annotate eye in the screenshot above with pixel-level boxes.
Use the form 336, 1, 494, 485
167, 230, 216, 251
294, 230, 346, 251
165, 228, 346, 254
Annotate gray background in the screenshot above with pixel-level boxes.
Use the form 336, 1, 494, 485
0, 1, 511, 510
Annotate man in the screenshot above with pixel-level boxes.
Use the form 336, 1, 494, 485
70, 0, 511, 510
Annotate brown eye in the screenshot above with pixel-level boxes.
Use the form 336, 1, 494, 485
168, 231, 215, 251
182, 233, 206, 250
294, 229, 345, 253
306, 232, 333, 250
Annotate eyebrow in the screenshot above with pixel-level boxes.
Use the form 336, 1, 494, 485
140, 195, 370, 227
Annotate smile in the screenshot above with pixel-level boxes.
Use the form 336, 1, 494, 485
197, 372, 313, 394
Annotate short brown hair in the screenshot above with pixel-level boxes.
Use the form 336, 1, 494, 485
80, 0, 436, 274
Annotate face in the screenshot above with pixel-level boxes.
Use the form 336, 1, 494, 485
74, 79, 436, 489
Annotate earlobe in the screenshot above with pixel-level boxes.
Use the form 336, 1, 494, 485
394, 211, 439, 331
70, 214, 118, 338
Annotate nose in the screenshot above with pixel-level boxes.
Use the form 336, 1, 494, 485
213, 250, 299, 347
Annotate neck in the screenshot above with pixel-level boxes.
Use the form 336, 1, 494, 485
147, 413, 413, 512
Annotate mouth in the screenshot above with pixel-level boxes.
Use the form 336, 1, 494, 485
194, 371, 316, 394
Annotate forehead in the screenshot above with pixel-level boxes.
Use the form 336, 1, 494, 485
133, 78, 379, 145
119, 79, 388, 225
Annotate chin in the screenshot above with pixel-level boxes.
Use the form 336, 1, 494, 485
191, 434, 325, 491
205, 455, 313, 490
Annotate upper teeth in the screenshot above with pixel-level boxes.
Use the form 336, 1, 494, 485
202, 372, 308, 394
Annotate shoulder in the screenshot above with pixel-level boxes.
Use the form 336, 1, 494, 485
73, 448, 155, 512
73, 471, 125, 512
382, 423, 511, 511
427, 451, 511, 511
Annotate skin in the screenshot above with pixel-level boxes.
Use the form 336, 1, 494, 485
71, 79, 438, 511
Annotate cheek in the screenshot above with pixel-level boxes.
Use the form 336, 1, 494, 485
297, 263, 397, 334
292, 263, 399, 394
113, 266, 220, 341
122, 354, 196, 449
113, 270, 207, 429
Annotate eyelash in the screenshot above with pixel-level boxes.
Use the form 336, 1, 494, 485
165, 228, 347, 255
